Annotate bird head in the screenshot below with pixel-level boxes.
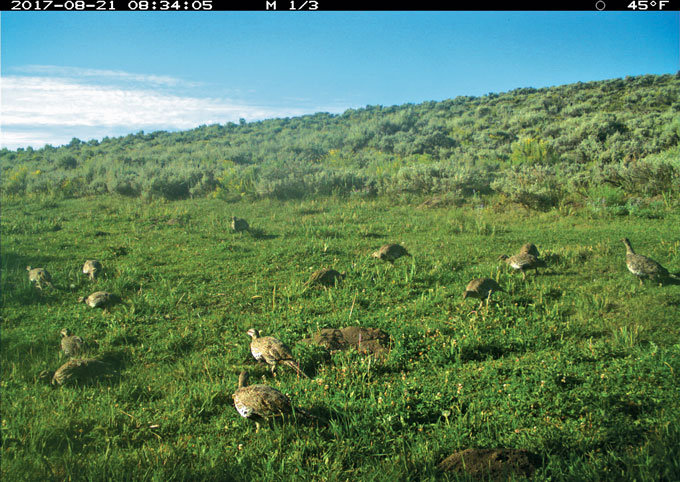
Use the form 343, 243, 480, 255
26, 266, 32, 272
462, 291, 470, 300
621, 238, 634, 252
60, 328, 72, 338
246, 328, 260, 339
498, 255, 509, 261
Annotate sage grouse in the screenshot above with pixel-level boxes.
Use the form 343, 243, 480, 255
519, 243, 540, 258
50, 358, 111, 386
371, 243, 411, 263
462, 278, 505, 306
498, 253, 546, 279
232, 371, 295, 432
78, 291, 118, 309
307, 268, 344, 288
82, 259, 103, 280
26, 266, 52, 290
60, 329, 84, 357
231, 216, 249, 233
246, 329, 308, 378
621, 238, 674, 285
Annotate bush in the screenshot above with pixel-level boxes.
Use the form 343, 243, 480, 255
491, 164, 565, 210
597, 161, 679, 197
106, 170, 141, 197
509, 138, 559, 166
57, 155, 77, 170
214, 162, 258, 199
2, 166, 29, 196
379, 163, 495, 196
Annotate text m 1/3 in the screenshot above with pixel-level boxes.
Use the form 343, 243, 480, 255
265, 0, 319, 9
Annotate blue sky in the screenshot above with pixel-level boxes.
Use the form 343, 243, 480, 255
2, 12, 678, 150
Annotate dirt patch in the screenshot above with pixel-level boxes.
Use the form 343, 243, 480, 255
437, 448, 541, 480
301, 326, 391, 357
302, 328, 347, 352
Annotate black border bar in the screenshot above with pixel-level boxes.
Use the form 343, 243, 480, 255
4, 0, 679, 11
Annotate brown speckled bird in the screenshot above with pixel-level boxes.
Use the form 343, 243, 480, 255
82, 260, 103, 281
246, 329, 308, 378
50, 358, 111, 386
232, 371, 295, 432
78, 291, 118, 309
498, 253, 546, 280
519, 243, 540, 258
307, 268, 344, 288
621, 238, 673, 285
60, 329, 84, 357
231, 216, 249, 233
26, 266, 52, 290
371, 243, 411, 263
462, 278, 505, 308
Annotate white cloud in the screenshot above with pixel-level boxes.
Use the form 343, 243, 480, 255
11, 65, 201, 88
1, 67, 348, 150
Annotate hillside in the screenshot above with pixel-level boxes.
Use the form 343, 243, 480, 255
2, 73, 679, 208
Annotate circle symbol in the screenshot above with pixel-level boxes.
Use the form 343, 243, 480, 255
650, 0, 656, 5
595, 0, 606, 10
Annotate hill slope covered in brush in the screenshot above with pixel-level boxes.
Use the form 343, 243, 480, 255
2, 73, 679, 208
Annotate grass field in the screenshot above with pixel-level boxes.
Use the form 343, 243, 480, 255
2, 194, 679, 481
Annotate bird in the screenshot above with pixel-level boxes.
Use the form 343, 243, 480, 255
519, 243, 540, 258
371, 243, 411, 263
60, 328, 84, 357
49, 358, 111, 386
621, 238, 674, 285
26, 266, 52, 290
232, 371, 295, 432
246, 329, 309, 378
82, 260, 103, 281
78, 291, 119, 309
306, 268, 344, 288
231, 216, 249, 233
498, 253, 546, 280
462, 278, 505, 308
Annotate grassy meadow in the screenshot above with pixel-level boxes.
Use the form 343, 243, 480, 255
2, 194, 680, 481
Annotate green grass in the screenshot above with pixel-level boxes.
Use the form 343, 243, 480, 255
2, 195, 679, 481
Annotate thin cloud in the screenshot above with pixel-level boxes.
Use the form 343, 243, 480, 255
1, 68, 346, 149
10, 65, 202, 88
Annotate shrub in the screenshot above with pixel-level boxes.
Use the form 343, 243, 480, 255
2, 166, 29, 196
597, 161, 679, 197
509, 137, 559, 166
57, 155, 77, 170
380, 163, 495, 196
490, 164, 565, 210
106, 170, 141, 197
214, 162, 257, 199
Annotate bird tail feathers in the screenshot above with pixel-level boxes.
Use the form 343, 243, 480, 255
284, 360, 310, 379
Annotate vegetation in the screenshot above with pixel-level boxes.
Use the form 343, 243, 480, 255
2, 73, 680, 480
1, 74, 679, 209
2, 195, 679, 480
